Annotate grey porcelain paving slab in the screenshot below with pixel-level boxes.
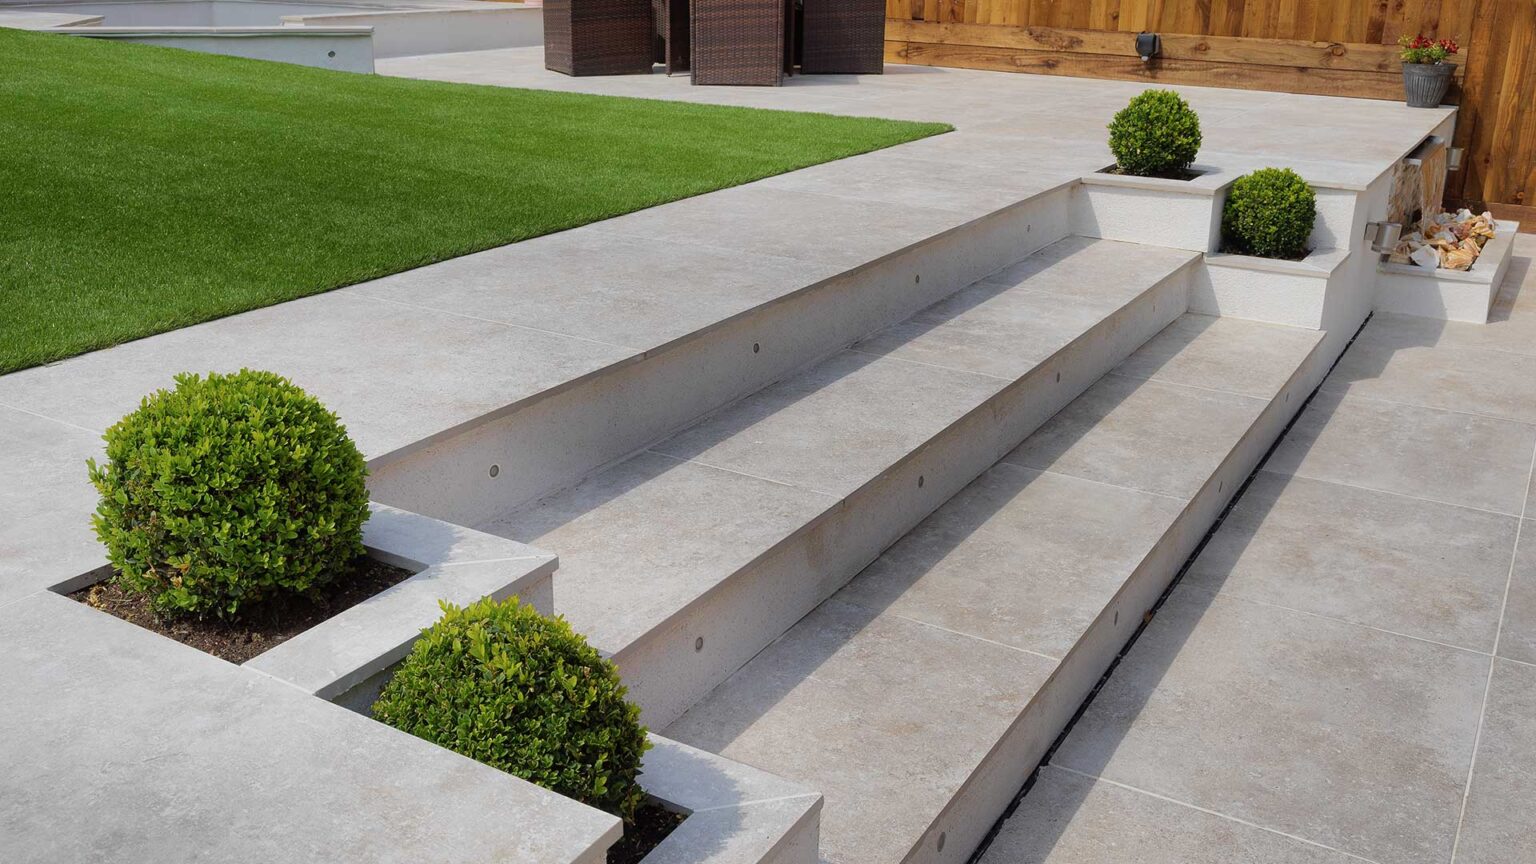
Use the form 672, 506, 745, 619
1356, 302, 1536, 360
854, 238, 1192, 380
1498, 521, 1536, 665
0, 593, 618, 864
756, 147, 1075, 214
1052, 591, 1488, 864
596, 183, 976, 268
652, 349, 1004, 498
0, 406, 105, 601
981, 766, 1361, 864
838, 464, 1186, 659
347, 225, 843, 351
1004, 374, 1267, 500
1186, 471, 1518, 651
1265, 390, 1536, 516
851, 284, 1110, 380
1322, 313, 1536, 423
479, 451, 835, 651
664, 598, 1056, 864
979, 236, 1195, 312
1113, 314, 1324, 398
0, 291, 633, 459
1453, 658, 1536, 864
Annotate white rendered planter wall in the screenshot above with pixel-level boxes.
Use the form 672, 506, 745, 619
1192, 247, 1352, 330
1072, 167, 1228, 252
1374, 220, 1521, 323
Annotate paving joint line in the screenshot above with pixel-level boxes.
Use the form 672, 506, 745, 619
1449, 433, 1536, 862
1045, 765, 1387, 864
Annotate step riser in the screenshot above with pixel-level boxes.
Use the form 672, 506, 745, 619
367, 190, 1074, 529
905, 337, 1333, 864
618, 263, 1197, 727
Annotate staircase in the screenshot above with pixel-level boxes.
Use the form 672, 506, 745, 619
664, 312, 1323, 863
475, 235, 1196, 725
458, 224, 1328, 861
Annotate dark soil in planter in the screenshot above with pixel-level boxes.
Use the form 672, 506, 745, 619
608, 803, 686, 864
1099, 164, 1203, 182
69, 556, 413, 664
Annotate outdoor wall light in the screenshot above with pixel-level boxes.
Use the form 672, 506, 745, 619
1366, 221, 1403, 253
1447, 146, 1466, 171
1136, 32, 1161, 62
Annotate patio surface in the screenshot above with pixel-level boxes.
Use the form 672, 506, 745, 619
982, 247, 1536, 864
0, 49, 1479, 862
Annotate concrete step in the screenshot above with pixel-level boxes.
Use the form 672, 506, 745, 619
662, 313, 1326, 864
366, 180, 1077, 528
477, 236, 1199, 726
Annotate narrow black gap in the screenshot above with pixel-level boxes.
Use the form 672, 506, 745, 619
966, 313, 1374, 863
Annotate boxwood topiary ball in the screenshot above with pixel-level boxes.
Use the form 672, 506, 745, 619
372, 597, 650, 822
1222, 167, 1318, 260
1108, 89, 1203, 178
87, 369, 370, 619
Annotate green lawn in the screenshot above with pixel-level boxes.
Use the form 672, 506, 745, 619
0, 29, 948, 374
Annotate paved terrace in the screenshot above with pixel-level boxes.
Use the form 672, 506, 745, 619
1, 53, 1458, 861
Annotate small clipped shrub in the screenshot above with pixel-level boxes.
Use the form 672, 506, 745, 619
1107, 89, 1202, 178
88, 369, 370, 619
373, 597, 650, 821
1221, 168, 1317, 260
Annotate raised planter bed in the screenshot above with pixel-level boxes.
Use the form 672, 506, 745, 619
53, 502, 556, 696
235, 534, 823, 863
68, 555, 413, 664
1374, 219, 1521, 323
1193, 246, 1353, 330
243, 502, 556, 703
1072, 165, 1228, 252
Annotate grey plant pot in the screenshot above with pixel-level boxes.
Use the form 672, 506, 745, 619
1403, 62, 1454, 108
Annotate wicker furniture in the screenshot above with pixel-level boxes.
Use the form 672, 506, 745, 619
799, 0, 883, 74
544, 0, 655, 76
691, 0, 785, 85
653, 0, 691, 73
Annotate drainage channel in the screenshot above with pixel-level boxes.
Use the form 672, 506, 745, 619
965, 313, 1376, 864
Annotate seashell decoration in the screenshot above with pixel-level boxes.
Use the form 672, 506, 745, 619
1388, 209, 1498, 271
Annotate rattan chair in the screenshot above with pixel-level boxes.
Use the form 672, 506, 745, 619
799, 0, 883, 74
691, 0, 785, 85
544, 0, 655, 76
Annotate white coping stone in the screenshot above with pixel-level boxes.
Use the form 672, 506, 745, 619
0, 590, 620, 864
244, 502, 556, 700
1374, 220, 1521, 323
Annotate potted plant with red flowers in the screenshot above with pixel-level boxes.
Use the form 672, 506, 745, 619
1398, 34, 1459, 108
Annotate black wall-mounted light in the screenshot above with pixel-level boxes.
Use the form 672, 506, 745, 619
1136, 32, 1161, 62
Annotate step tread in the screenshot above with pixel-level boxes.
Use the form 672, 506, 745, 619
662, 313, 1324, 864
478, 237, 1193, 654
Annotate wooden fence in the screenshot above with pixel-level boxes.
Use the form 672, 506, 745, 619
883, 0, 1536, 223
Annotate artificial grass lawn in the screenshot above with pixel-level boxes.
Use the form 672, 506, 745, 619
0, 29, 949, 374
